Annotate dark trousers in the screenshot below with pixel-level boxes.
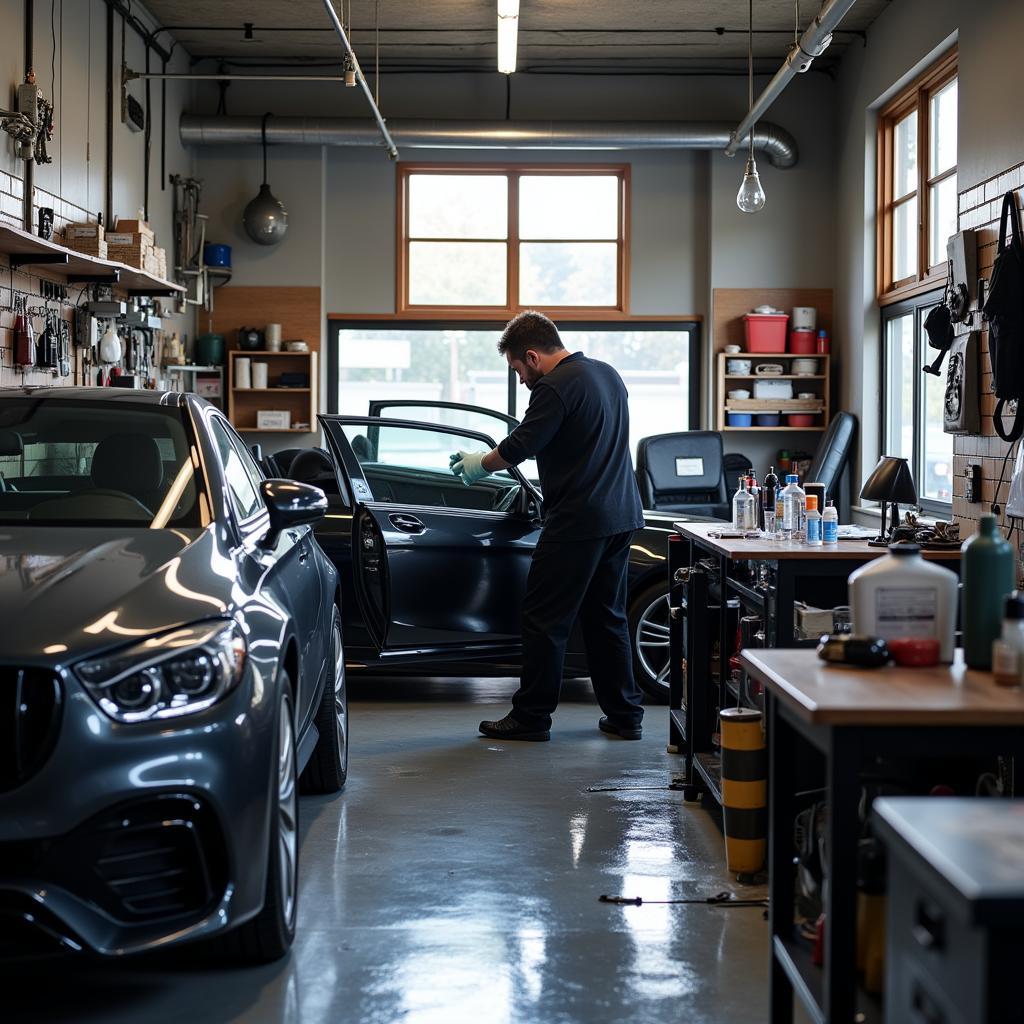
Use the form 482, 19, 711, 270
511, 531, 644, 730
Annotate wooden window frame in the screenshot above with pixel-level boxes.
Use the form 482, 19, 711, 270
396, 162, 631, 318
876, 47, 958, 306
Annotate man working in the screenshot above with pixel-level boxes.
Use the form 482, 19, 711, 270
450, 310, 646, 742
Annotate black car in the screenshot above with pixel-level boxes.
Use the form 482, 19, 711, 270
274, 399, 701, 700
0, 388, 345, 963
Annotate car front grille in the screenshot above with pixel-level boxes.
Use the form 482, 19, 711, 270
0, 668, 62, 792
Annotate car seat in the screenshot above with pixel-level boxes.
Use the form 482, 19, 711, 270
635, 431, 730, 519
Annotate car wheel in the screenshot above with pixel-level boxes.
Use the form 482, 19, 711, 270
226, 678, 299, 963
300, 607, 349, 794
628, 581, 674, 703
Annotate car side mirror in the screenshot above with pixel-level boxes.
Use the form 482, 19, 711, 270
260, 478, 327, 546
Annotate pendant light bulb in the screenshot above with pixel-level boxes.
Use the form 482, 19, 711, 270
736, 156, 767, 214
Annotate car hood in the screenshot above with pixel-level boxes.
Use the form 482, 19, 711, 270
0, 525, 235, 664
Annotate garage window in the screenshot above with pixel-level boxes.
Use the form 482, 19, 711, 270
398, 165, 629, 315
877, 49, 957, 301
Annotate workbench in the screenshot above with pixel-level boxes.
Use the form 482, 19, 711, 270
741, 648, 1024, 1024
666, 523, 960, 807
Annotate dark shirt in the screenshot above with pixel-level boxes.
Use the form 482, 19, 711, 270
497, 352, 645, 541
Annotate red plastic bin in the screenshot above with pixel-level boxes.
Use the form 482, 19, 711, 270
789, 329, 816, 354
743, 313, 789, 353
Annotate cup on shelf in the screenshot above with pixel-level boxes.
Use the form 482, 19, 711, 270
235, 357, 252, 389
252, 362, 269, 390
728, 389, 751, 399
724, 344, 742, 354
727, 359, 752, 375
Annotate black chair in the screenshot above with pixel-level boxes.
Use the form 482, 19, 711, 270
805, 412, 857, 516
635, 431, 730, 519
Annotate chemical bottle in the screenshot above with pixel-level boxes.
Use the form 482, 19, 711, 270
780, 474, 805, 538
848, 545, 958, 663
822, 500, 838, 545
747, 474, 762, 529
732, 477, 756, 530
961, 514, 1015, 669
805, 495, 822, 546
816, 328, 831, 354
992, 592, 1024, 686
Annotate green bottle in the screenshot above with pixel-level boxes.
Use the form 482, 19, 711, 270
962, 514, 1016, 669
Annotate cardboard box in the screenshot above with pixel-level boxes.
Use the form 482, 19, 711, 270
108, 244, 148, 269
794, 601, 839, 641
115, 219, 155, 245
67, 222, 104, 241
65, 237, 108, 259
195, 378, 222, 399
105, 231, 142, 247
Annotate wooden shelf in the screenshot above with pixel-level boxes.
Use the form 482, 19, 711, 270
722, 426, 826, 432
0, 222, 184, 295
724, 374, 826, 380
726, 399, 824, 412
232, 387, 311, 394
227, 349, 317, 433
717, 349, 831, 432
227, 349, 312, 357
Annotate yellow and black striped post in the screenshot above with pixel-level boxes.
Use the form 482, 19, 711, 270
719, 707, 767, 875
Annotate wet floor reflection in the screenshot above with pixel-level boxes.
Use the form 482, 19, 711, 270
2, 677, 768, 1023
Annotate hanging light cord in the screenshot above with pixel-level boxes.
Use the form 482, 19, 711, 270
748, 0, 755, 160
260, 111, 271, 186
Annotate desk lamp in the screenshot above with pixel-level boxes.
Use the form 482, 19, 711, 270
861, 456, 918, 547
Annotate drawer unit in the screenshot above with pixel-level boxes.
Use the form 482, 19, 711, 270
874, 798, 1024, 1024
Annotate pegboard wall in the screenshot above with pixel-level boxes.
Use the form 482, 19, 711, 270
952, 160, 1024, 541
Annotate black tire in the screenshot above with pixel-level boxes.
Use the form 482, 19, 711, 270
628, 580, 673, 703
223, 678, 299, 963
300, 607, 349, 794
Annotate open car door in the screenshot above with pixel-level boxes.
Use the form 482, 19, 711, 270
319, 414, 542, 661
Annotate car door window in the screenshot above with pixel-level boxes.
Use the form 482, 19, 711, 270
371, 401, 539, 485
211, 419, 264, 521
342, 422, 521, 513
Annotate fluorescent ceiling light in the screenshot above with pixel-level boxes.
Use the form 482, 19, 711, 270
497, 0, 519, 75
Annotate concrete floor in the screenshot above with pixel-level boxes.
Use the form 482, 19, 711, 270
4, 677, 769, 1023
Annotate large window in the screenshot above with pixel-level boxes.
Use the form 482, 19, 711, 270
877, 50, 957, 301
397, 165, 629, 315
882, 293, 953, 510
329, 321, 699, 466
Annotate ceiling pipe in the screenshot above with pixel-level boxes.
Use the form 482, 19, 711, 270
725, 0, 858, 157
320, 0, 398, 159
179, 115, 799, 168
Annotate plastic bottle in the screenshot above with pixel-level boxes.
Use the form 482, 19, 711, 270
993, 592, 1024, 686
962, 514, 1015, 669
816, 328, 831, 354
805, 495, 822, 546
732, 477, 756, 530
848, 545, 959, 663
780, 474, 805, 538
747, 474, 762, 529
822, 500, 838, 545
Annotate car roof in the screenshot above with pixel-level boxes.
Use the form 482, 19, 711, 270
0, 386, 199, 409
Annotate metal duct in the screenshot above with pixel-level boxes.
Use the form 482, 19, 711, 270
179, 115, 799, 168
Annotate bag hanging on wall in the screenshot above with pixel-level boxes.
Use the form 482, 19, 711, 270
983, 191, 1024, 441
943, 330, 981, 434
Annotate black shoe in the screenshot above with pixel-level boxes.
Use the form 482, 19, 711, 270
479, 714, 550, 742
599, 716, 643, 741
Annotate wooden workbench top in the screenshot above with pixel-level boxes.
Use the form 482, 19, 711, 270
740, 648, 1024, 726
673, 521, 962, 562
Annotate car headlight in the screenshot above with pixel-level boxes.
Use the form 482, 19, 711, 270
76, 620, 247, 723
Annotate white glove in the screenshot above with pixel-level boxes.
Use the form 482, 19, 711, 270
449, 450, 490, 486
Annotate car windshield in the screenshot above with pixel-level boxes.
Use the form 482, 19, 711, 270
0, 397, 204, 527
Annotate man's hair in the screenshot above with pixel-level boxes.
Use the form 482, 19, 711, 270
498, 310, 565, 361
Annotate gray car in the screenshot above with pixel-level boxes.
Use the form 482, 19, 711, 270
0, 388, 346, 963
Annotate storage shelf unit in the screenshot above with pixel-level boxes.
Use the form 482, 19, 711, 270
717, 352, 831, 432
227, 349, 318, 433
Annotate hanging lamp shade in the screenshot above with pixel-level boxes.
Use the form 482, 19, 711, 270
243, 113, 288, 246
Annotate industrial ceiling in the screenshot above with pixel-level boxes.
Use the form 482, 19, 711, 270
142, 0, 891, 75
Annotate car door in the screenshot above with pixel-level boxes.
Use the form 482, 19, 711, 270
367, 400, 539, 485
319, 414, 541, 659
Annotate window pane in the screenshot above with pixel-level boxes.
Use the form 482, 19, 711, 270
929, 173, 957, 268
408, 241, 507, 306
408, 174, 508, 239
519, 175, 620, 240
519, 242, 618, 306
213, 420, 263, 519
515, 329, 693, 466
885, 314, 915, 463
929, 78, 957, 176
339, 422, 518, 511
893, 197, 918, 282
894, 111, 917, 200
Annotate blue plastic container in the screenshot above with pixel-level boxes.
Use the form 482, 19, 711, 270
754, 413, 781, 426
204, 243, 232, 268
727, 413, 753, 427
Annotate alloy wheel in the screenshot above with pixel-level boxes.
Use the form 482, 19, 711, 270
635, 591, 672, 690
277, 706, 298, 930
